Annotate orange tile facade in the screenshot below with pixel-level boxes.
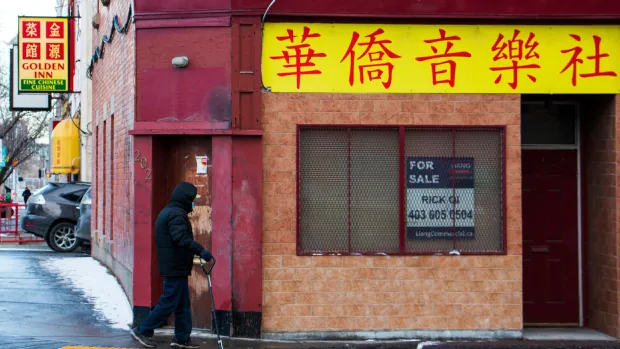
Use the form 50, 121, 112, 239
262, 93, 523, 333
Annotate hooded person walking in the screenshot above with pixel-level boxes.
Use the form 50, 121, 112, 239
131, 182, 212, 349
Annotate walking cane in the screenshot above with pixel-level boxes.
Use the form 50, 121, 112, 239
200, 257, 224, 349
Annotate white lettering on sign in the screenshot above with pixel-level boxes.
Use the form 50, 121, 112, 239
408, 174, 440, 184
409, 161, 436, 170
406, 157, 476, 240
453, 163, 472, 169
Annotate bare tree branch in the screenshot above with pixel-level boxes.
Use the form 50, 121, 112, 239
0, 61, 53, 188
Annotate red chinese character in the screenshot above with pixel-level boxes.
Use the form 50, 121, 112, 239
22, 21, 40, 38
560, 34, 617, 87
46, 43, 64, 60
22, 42, 40, 60
340, 28, 401, 89
46, 21, 64, 38
489, 30, 541, 89
269, 27, 327, 89
415, 29, 472, 87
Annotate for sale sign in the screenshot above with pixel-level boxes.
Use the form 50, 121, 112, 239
18, 17, 69, 93
406, 157, 475, 240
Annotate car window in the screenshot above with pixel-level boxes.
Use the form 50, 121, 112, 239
33, 183, 60, 196
61, 189, 87, 203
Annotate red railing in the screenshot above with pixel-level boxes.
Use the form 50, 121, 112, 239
0, 203, 45, 243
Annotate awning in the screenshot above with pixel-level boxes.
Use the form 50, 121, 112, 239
51, 119, 80, 175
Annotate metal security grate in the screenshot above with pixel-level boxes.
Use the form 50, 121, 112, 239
404, 128, 457, 253
454, 129, 504, 253
298, 128, 349, 253
350, 128, 400, 253
404, 128, 505, 253
297, 126, 505, 255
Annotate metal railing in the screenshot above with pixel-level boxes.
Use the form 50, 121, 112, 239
0, 203, 45, 243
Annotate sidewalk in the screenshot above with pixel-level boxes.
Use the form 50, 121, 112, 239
2, 331, 619, 349
93, 337, 620, 349
134, 330, 620, 349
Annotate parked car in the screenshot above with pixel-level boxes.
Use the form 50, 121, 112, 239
20, 182, 91, 252
75, 187, 91, 247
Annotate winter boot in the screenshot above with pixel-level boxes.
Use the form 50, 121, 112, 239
130, 327, 157, 348
170, 338, 200, 349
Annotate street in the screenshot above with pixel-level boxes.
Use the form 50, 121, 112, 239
0, 248, 137, 348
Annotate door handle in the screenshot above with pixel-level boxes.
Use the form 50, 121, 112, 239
531, 246, 549, 253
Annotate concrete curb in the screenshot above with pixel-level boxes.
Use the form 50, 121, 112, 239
151, 329, 620, 349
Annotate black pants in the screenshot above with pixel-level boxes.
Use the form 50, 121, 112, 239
138, 276, 192, 342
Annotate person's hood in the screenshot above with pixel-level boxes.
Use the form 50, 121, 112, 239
170, 182, 197, 213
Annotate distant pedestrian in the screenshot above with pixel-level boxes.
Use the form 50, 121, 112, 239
131, 182, 212, 349
22, 187, 31, 204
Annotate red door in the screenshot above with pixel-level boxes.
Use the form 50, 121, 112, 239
153, 136, 213, 329
522, 149, 579, 325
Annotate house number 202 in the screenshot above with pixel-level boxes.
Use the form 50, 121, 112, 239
134, 150, 152, 180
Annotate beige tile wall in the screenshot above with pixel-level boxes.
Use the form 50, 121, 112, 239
262, 93, 522, 333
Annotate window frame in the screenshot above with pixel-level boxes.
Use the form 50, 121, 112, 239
296, 124, 508, 256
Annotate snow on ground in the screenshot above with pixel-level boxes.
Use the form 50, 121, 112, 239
40, 256, 133, 330
417, 341, 441, 349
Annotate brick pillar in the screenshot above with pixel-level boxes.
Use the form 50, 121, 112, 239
211, 136, 234, 336
132, 135, 159, 324
583, 95, 618, 336
231, 137, 263, 337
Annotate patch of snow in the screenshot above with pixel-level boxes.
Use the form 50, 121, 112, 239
416, 341, 440, 349
40, 257, 132, 330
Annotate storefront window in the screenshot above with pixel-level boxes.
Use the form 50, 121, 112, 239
298, 126, 505, 255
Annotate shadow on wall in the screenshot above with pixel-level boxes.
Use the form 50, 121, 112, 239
203, 85, 232, 122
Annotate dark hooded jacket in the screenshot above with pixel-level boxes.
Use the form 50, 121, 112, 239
155, 182, 205, 277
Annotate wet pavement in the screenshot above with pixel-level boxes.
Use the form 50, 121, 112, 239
0, 248, 138, 348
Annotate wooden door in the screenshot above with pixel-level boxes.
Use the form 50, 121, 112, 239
522, 149, 579, 325
160, 136, 213, 329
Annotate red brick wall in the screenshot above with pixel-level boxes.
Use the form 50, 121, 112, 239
617, 95, 620, 338
262, 93, 522, 333
584, 95, 618, 336
91, 0, 136, 300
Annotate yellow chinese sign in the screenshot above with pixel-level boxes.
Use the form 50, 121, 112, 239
262, 23, 620, 94
18, 17, 69, 93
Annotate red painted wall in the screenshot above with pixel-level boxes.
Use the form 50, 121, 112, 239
135, 0, 620, 18
132, 136, 160, 308
236, 0, 620, 18
136, 27, 232, 124
136, 0, 230, 14
211, 136, 234, 315
232, 137, 263, 313
231, 17, 262, 131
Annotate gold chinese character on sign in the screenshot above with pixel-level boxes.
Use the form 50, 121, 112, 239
48, 44, 62, 60
49, 23, 61, 37
25, 43, 40, 59
25, 22, 38, 37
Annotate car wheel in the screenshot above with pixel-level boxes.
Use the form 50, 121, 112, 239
45, 234, 55, 251
48, 222, 79, 253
